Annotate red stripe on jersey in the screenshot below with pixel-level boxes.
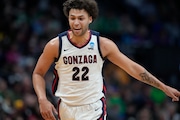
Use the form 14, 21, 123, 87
98, 97, 107, 120
52, 69, 59, 95
57, 99, 61, 119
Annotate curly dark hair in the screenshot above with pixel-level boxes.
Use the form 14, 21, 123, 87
63, 0, 99, 21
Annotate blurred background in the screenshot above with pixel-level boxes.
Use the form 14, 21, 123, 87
0, 0, 179, 120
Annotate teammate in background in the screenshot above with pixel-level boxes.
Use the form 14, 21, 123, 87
32, 0, 180, 120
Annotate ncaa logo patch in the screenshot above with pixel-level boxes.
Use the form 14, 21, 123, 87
88, 42, 94, 50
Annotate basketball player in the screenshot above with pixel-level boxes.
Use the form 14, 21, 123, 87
32, 0, 180, 120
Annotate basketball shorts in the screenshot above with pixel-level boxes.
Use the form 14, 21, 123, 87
58, 97, 107, 120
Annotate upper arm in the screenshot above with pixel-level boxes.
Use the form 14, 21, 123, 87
33, 37, 59, 77
100, 37, 144, 75
100, 37, 130, 67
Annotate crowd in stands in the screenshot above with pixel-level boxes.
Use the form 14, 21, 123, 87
0, 0, 179, 119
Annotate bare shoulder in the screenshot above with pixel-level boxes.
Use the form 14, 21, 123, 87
99, 36, 115, 45
43, 36, 59, 59
46, 37, 59, 48
99, 36, 119, 58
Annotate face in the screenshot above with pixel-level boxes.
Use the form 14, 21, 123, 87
68, 9, 92, 36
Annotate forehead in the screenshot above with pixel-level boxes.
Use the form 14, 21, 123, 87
69, 9, 89, 17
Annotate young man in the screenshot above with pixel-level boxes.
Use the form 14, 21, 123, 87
32, 0, 180, 120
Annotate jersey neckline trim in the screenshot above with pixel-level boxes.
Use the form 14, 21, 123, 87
67, 30, 91, 49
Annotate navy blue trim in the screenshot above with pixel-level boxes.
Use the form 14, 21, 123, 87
55, 31, 68, 62
52, 68, 59, 95
98, 97, 107, 120
90, 30, 104, 60
67, 30, 91, 49
57, 99, 61, 119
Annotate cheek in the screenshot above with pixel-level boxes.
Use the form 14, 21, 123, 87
83, 21, 90, 26
69, 21, 73, 28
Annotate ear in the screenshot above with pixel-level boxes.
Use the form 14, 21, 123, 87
89, 16, 93, 23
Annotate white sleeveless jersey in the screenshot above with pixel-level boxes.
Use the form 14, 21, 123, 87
52, 30, 106, 106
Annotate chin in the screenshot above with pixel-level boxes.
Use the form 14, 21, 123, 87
73, 30, 83, 36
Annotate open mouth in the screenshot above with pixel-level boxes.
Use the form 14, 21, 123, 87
73, 28, 81, 33
74, 28, 81, 30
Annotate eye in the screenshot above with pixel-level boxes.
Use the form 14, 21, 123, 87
79, 17, 84, 21
70, 17, 75, 20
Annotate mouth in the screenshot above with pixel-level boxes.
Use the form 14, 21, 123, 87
73, 28, 81, 33
74, 28, 81, 30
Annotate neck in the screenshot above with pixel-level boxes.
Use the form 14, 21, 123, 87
68, 30, 90, 47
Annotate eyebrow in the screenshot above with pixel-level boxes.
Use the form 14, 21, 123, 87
69, 14, 84, 17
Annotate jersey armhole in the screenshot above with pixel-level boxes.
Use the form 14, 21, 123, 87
54, 31, 67, 62
91, 30, 105, 60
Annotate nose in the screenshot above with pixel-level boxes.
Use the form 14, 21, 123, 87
74, 19, 80, 25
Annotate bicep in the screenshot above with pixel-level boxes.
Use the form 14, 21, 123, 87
33, 38, 59, 76
100, 37, 143, 75
33, 53, 54, 77
100, 38, 129, 67
107, 44, 134, 70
